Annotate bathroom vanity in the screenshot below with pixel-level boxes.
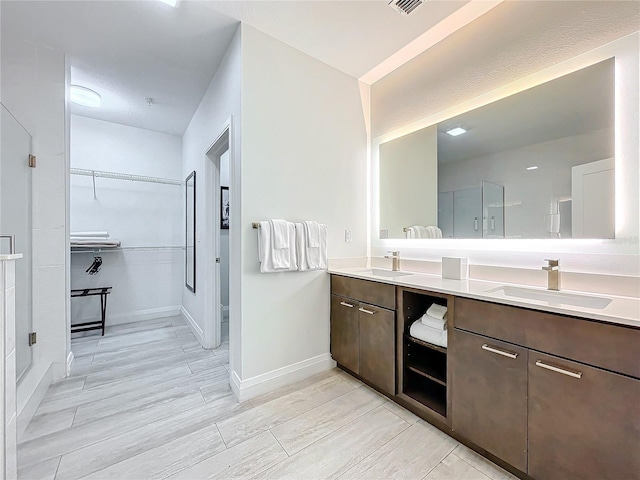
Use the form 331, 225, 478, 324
329, 269, 640, 480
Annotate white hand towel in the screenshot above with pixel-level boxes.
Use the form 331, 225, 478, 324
433, 226, 443, 239
258, 221, 297, 273
417, 226, 427, 238
295, 223, 327, 271
426, 303, 447, 320
410, 320, 448, 348
410, 226, 420, 238
270, 219, 289, 249
303, 221, 321, 248
420, 313, 447, 331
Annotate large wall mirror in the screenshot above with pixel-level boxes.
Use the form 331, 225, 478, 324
185, 171, 196, 292
378, 58, 615, 240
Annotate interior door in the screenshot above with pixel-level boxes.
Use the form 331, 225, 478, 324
1, 104, 33, 381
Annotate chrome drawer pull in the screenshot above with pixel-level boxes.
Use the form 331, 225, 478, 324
358, 307, 376, 315
536, 360, 582, 379
339, 301, 355, 308
481, 344, 518, 359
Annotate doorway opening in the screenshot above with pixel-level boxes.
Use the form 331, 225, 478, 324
205, 125, 230, 349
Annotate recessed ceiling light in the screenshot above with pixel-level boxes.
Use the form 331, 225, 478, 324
70, 85, 101, 108
157, 0, 179, 7
526, 166, 539, 171
445, 127, 467, 137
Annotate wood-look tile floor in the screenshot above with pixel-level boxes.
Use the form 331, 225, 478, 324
18, 317, 517, 480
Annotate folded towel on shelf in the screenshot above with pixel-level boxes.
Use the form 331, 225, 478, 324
71, 231, 110, 238
70, 239, 121, 248
270, 219, 290, 249
421, 313, 447, 331
303, 221, 321, 248
426, 303, 447, 320
410, 320, 448, 348
295, 222, 328, 271
258, 221, 297, 273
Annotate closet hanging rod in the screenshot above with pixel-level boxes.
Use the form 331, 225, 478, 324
70, 168, 184, 186
71, 246, 184, 253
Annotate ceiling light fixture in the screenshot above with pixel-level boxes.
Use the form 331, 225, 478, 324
445, 126, 467, 137
70, 85, 101, 108
157, 0, 179, 7
526, 166, 539, 171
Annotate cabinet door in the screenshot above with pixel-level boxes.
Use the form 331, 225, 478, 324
451, 329, 528, 472
528, 352, 640, 479
359, 302, 395, 395
330, 295, 359, 374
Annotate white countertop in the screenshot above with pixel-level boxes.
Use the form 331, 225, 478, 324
328, 267, 640, 329
0, 254, 23, 261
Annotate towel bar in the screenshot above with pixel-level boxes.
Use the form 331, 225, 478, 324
252, 222, 261, 229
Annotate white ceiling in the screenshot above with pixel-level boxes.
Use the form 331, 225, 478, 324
1, 0, 472, 136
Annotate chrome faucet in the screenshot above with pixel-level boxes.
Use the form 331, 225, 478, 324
542, 259, 561, 291
385, 251, 401, 271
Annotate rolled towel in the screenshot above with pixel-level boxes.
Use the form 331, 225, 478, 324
410, 320, 448, 348
421, 313, 447, 331
426, 303, 447, 320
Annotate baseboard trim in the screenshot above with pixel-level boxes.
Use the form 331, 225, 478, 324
181, 306, 204, 345
17, 362, 52, 441
75, 305, 182, 327
231, 353, 336, 402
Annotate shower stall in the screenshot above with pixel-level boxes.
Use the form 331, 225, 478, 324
1, 104, 34, 382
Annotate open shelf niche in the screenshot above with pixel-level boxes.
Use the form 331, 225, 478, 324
397, 286, 452, 422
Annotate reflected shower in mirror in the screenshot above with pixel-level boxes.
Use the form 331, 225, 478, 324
378, 58, 615, 240
185, 171, 196, 292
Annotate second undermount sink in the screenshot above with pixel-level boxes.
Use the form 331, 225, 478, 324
486, 285, 612, 309
357, 269, 414, 278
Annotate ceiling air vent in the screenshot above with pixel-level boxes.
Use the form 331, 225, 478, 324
388, 0, 424, 15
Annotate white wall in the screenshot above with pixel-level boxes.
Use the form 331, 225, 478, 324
181, 27, 241, 358
1, 30, 68, 444
438, 128, 613, 238
371, 32, 639, 280
238, 26, 367, 389
379, 125, 437, 238
70, 116, 183, 325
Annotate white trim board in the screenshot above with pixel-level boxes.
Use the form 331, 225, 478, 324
230, 353, 336, 402
17, 362, 53, 441
73, 305, 182, 327
181, 306, 204, 346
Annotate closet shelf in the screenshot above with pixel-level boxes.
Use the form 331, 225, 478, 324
70, 168, 184, 186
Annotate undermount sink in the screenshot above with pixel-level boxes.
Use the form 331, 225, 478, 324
357, 269, 414, 278
486, 286, 612, 309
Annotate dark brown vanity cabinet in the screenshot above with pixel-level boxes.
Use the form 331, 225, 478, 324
330, 276, 396, 395
451, 330, 528, 472
454, 297, 640, 480
330, 295, 360, 374
528, 352, 640, 480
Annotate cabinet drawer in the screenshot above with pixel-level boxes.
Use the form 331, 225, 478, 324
528, 352, 640, 479
454, 297, 640, 378
331, 275, 395, 310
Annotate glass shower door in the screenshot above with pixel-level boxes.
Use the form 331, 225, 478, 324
1, 104, 33, 381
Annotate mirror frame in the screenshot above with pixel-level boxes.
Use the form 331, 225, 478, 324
185, 170, 196, 293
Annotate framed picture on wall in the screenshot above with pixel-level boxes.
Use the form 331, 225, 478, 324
221, 186, 229, 229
